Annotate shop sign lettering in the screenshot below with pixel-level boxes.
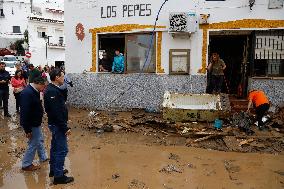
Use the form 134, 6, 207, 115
101, 4, 152, 18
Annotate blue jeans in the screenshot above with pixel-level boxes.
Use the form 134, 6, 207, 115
22, 127, 48, 168
48, 124, 68, 177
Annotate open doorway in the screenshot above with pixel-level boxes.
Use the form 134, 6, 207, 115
55, 61, 64, 68
207, 31, 253, 98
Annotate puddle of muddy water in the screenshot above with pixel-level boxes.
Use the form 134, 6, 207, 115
1, 126, 283, 189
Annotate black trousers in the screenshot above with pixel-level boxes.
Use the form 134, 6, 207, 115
255, 103, 270, 127
210, 75, 224, 93
14, 92, 21, 112
0, 89, 9, 115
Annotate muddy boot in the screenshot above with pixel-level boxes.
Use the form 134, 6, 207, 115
22, 164, 41, 171
53, 175, 74, 185
49, 169, 68, 177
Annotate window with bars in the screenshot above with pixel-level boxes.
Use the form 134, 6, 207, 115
253, 30, 284, 77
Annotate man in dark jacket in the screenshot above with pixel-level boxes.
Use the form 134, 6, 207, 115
44, 68, 74, 185
21, 77, 48, 171
28, 64, 41, 83
0, 62, 11, 117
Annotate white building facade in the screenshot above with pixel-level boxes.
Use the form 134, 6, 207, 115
65, 0, 284, 110
28, 0, 65, 67
0, 0, 30, 48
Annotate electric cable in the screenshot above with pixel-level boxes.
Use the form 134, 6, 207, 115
104, 0, 169, 108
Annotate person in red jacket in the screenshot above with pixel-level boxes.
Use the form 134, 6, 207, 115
11, 70, 26, 113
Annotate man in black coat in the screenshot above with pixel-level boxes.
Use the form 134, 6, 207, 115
0, 62, 11, 117
44, 68, 74, 185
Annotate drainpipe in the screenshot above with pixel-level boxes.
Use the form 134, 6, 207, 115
30, 0, 33, 13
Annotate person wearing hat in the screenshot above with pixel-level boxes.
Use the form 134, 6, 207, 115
247, 89, 270, 130
99, 52, 111, 72
21, 76, 48, 171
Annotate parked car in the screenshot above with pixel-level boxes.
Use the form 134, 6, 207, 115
1, 55, 17, 76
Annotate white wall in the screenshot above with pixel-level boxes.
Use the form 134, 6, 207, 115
28, 0, 64, 66
0, 0, 30, 41
200, 0, 284, 22
65, 0, 284, 74
28, 21, 64, 66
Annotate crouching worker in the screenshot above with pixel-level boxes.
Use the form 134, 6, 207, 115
44, 68, 74, 185
21, 76, 48, 171
247, 89, 270, 130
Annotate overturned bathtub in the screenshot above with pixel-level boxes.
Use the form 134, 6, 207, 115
162, 92, 231, 122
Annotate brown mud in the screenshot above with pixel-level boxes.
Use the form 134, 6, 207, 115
0, 101, 284, 188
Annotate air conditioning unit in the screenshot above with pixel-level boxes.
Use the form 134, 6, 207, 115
168, 12, 197, 34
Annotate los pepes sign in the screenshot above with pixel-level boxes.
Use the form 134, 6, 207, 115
101, 4, 152, 19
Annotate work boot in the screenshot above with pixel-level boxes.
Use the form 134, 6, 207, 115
4, 113, 11, 117
49, 169, 69, 177
22, 164, 41, 171
53, 175, 74, 185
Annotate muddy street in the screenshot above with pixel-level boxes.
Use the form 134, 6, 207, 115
0, 94, 284, 189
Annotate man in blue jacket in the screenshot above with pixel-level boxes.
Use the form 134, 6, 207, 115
44, 68, 74, 185
21, 76, 48, 171
112, 49, 125, 73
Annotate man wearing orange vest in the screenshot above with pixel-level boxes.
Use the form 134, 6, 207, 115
247, 89, 270, 130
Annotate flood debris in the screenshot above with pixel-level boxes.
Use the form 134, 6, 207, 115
0, 137, 7, 144
159, 164, 183, 174
187, 163, 196, 169
128, 179, 148, 189
224, 160, 240, 181
231, 111, 254, 134
239, 138, 254, 146
224, 160, 240, 173
8, 147, 25, 159
168, 153, 180, 162
112, 173, 120, 180
274, 170, 284, 176
223, 136, 241, 151
88, 111, 98, 117
163, 184, 173, 189
162, 92, 231, 122
113, 125, 123, 132
91, 146, 101, 150
81, 106, 284, 154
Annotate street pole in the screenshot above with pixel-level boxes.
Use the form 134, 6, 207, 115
30, 0, 33, 13
45, 36, 50, 66
46, 41, 48, 66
